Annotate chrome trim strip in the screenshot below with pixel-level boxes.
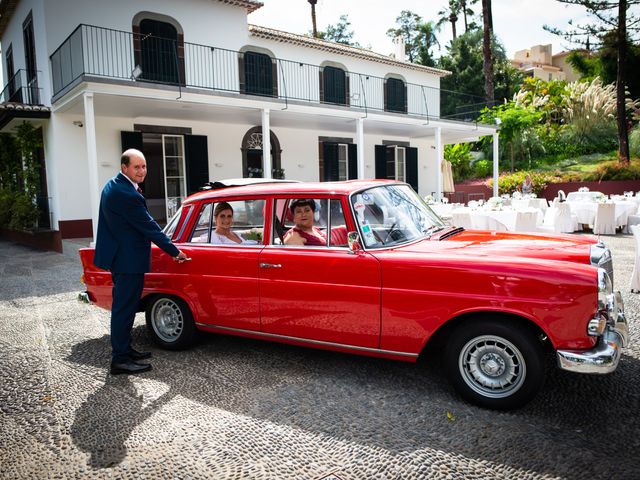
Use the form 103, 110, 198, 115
195, 322, 419, 358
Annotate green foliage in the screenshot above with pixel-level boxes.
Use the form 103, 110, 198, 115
630, 125, 640, 158
445, 143, 473, 181
316, 15, 360, 47
8, 192, 39, 230
0, 122, 43, 230
439, 30, 524, 109
0, 188, 15, 227
473, 159, 492, 178
485, 171, 560, 196
591, 160, 640, 181
386, 11, 438, 65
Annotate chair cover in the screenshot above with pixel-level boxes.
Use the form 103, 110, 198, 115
630, 225, 640, 292
451, 211, 472, 229
593, 203, 616, 235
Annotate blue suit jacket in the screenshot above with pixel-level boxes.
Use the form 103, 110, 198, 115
93, 172, 180, 273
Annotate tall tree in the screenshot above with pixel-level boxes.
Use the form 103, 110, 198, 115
459, 0, 480, 32
482, 0, 494, 105
308, 0, 318, 38
316, 14, 361, 47
437, 1, 461, 41
387, 11, 427, 63
544, 0, 640, 163
416, 21, 441, 67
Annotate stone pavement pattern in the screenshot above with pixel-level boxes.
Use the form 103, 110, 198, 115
0, 236, 639, 480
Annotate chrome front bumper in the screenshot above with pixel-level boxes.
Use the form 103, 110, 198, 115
77, 291, 91, 304
557, 309, 629, 374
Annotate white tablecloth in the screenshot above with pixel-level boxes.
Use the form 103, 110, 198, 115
568, 201, 637, 227
566, 191, 604, 202
511, 198, 548, 212
451, 207, 542, 232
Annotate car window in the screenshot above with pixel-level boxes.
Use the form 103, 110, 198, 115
188, 200, 265, 245
163, 205, 183, 239
272, 198, 348, 248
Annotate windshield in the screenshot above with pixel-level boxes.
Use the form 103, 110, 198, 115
350, 185, 445, 248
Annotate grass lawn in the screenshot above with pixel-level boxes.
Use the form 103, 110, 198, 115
537, 153, 617, 174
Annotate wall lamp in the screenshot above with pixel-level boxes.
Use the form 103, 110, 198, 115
131, 65, 143, 80
73, 121, 83, 127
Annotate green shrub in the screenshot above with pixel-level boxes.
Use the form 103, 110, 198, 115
473, 159, 492, 178
0, 189, 15, 227
592, 160, 640, 181
9, 192, 39, 230
630, 126, 640, 158
486, 171, 561, 195
445, 143, 473, 181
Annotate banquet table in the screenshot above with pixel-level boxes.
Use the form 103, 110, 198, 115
511, 198, 548, 212
567, 200, 637, 228
566, 191, 605, 202
451, 207, 542, 232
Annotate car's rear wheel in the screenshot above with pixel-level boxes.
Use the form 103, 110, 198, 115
444, 319, 545, 410
145, 295, 196, 350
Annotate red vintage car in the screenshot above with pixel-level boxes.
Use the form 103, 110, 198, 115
79, 179, 628, 409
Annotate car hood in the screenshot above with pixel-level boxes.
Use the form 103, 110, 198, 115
394, 229, 597, 265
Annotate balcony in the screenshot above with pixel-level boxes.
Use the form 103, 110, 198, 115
0, 69, 49, 130
50, 24, 487, 123
1, 69, 43, 105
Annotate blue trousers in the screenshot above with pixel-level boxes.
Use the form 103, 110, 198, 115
110, 272, 145, 363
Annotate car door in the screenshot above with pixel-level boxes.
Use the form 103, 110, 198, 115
161, 198, 265, 331
258, 197, 381, 348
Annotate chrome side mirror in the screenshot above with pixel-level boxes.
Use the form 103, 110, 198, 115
347, 231, 362, 254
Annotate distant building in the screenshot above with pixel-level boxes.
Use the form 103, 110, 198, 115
512, 44, 584, 83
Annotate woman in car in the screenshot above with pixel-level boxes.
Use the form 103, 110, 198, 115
210, 202, 257, 244
284, 199, 327, 246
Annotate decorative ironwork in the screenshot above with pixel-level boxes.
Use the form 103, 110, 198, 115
247, 132, 263, 150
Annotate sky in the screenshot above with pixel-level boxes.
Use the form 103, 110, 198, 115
248, 0, 593, 59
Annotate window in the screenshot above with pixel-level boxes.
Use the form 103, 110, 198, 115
139, 19, 180, 84
244, 51, 274, 96
322, 66, 347, 105
22, 12, 38, 104
163, 135, 187, 220
272, 198, 348, 247
386, 77, 406, 113
5, 44, 18, 102
189, 200, 265, 245
386, 146, 405, 181
338, 144, 350, 181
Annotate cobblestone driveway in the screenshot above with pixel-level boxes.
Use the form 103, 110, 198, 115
0, 236, 638, 479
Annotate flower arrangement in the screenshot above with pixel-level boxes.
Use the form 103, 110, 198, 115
578, 187, 590, 193
512, 191, 522, 199
424, 195, 435, 204
594, 193, 607, 203
486, 196, 504, 210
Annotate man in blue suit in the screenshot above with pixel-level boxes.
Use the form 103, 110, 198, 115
94, 148, 188, 375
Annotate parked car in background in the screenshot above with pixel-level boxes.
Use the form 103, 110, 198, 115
79, 179, 628, 409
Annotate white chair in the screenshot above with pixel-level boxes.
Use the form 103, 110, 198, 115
451, 211, 473, 230
593, 203, 616, 235
485, 216, 508, 232
630, 225, 640, 292
513, 211, 539, 232
538, 203, 578, 233
626, 214, 640, 233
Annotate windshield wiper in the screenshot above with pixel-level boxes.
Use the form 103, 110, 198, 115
423, 225, 446, 237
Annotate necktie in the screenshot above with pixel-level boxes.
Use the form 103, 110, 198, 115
136, 186, 143, 195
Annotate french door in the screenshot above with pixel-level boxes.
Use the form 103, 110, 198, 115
162, 135, 187, 220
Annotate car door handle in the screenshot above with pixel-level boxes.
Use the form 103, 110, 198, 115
260, 263, 282, 269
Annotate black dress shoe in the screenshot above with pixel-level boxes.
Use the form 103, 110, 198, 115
110, 360, 152, 375
129, 348, 152, 360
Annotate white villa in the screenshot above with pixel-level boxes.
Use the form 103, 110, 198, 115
0, 0, 498, 245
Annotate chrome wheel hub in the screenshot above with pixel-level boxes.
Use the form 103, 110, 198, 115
151, 299, 184, 342
459, 335, 526, 399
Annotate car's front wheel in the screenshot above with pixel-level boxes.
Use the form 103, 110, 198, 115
444, 319, 545, 410
145, 295, 196, 350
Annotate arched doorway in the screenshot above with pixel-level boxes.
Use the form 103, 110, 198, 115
132, 14, 184, 85
241, 127, 283, 178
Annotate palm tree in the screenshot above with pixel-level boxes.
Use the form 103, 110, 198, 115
417, 21, 440, 66
459, 0, 479, 32
308, 0, 318, 38
437, 0, 460, 41
482, 0, 494, 105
